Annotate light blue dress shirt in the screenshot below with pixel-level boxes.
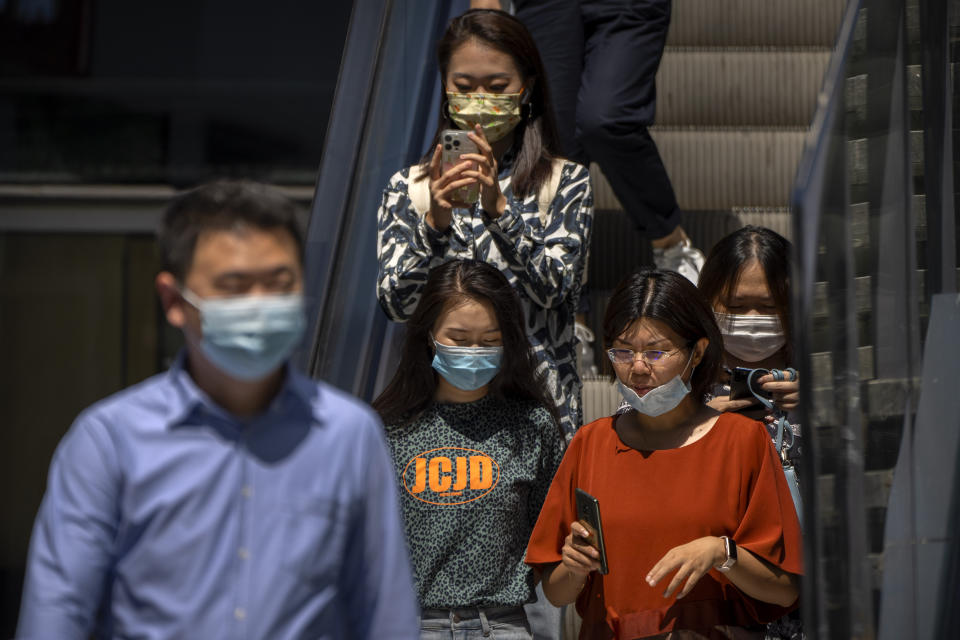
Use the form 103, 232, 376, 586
16, 355, 419, 640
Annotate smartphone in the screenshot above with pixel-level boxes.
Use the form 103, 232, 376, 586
728, 366, 771, 401
441, 129, 480, 204
575, 488, 609, 575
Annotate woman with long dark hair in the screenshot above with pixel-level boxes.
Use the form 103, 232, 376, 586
697, 226, 804, 640
374, 259, 565, 639
697, 225, 799, 418
527, 269, 802, 639
377, 8, 593, 440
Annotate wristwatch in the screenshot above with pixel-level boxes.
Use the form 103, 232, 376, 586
716, 535, 738, 572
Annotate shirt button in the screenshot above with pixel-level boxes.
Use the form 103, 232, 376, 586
238, 547, 250, 560
234, 607, 246, 620
241, 486, 253, 498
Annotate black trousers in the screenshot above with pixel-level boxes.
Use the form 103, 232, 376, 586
514, 0, 681, 239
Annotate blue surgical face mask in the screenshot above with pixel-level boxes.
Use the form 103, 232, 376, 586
431, 339, 503, 391
181, 288, 306, 381
617, 350, 696, 417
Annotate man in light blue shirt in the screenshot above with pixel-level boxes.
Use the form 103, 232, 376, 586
17, 181, 419, 640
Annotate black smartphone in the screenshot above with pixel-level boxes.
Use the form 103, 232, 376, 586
728, 366, 771, 401
574, 488, 609, 575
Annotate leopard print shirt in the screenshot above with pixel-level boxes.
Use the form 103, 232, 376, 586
385, 395, 565, 608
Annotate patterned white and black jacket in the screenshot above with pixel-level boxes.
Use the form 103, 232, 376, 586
376, 155, 594, 438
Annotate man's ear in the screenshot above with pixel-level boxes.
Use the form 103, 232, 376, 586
156, 272, 186, 328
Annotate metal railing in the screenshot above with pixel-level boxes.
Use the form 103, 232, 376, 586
790, 0, 958, 637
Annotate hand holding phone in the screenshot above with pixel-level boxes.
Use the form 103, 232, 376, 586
575, 488, 609, 575
440, 129, 480, 205
728, 366, 771, 402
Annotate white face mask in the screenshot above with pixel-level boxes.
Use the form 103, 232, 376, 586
715, 312, 786, 362
616, 351, 696, 417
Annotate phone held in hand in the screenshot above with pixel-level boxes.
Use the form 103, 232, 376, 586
575, 488, 609, 575
441, 129, 480, 205
728, 366, 771, 401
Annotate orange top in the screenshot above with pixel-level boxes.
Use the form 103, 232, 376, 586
526, 412, 803, 639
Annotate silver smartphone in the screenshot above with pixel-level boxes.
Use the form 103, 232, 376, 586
575, 488, 609, 575
440, 129, 480, 204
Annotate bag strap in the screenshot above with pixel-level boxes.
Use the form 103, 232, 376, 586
746, 366, 803, 527
537, 158, 565, 224
538, 158, 590, 286
745, 367, 798, 454
407, 164, 431, 215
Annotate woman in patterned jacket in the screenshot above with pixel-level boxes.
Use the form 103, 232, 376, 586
376, 9, 593, 439
373, 259, 566, 639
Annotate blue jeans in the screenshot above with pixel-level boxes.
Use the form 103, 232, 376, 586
419, 606, 532, 639
524, 582, 562, 640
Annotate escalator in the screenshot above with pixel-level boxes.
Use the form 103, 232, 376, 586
304, 0, 960, 637
300, 0, 468, 396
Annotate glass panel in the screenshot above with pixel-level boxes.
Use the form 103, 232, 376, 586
794, 0, 959, 636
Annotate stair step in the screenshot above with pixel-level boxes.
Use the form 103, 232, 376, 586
587, 207, 792, 290
591, 128, 806, 211
657, 48, 830, 127
581, 376, 620, 425
668, 0, 846, 47
729, 207, 793, 239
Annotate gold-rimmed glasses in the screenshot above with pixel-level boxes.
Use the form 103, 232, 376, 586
606, 346, 687, 366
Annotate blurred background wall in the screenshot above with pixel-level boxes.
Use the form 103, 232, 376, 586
0, 1, 351, 634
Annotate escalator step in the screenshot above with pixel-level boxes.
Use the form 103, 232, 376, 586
586, 207, 792, 290
591, 127, 807, 211
656, 48, 831, 127
668, 0, 846, 47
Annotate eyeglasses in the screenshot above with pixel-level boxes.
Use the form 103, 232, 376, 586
606, 346, 687, 366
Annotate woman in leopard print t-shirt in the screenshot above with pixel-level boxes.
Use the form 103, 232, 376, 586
374, 260, 564, 639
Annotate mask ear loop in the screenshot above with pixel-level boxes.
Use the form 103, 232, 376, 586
677, 347, 698, 388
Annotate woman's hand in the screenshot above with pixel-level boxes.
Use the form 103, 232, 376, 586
426, 144, 480, 231
541, 521, 602, 607
646, 536, 725, 599
461, 124, 507, 217
757, 372, 800, 413
706, 394, 758, 413
561, 521, 602, 579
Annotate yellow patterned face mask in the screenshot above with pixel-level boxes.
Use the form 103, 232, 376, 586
445, 90, 525, 142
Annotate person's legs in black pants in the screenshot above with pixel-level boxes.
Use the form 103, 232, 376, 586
513, 0, 586, 163
576, 0, 680, 240
515, 0, 596, 347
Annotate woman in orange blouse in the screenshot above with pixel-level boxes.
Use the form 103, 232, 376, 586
526, 269, 802, 639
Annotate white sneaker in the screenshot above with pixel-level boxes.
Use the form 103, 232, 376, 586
653, 238, 705, 285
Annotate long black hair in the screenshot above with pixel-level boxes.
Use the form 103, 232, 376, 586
697, 225, 793, 361
420, 9, 562, 198
373, 259, 559, 427
603, 269, 724, 403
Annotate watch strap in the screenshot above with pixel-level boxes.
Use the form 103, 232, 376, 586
717, 535, 737, 572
